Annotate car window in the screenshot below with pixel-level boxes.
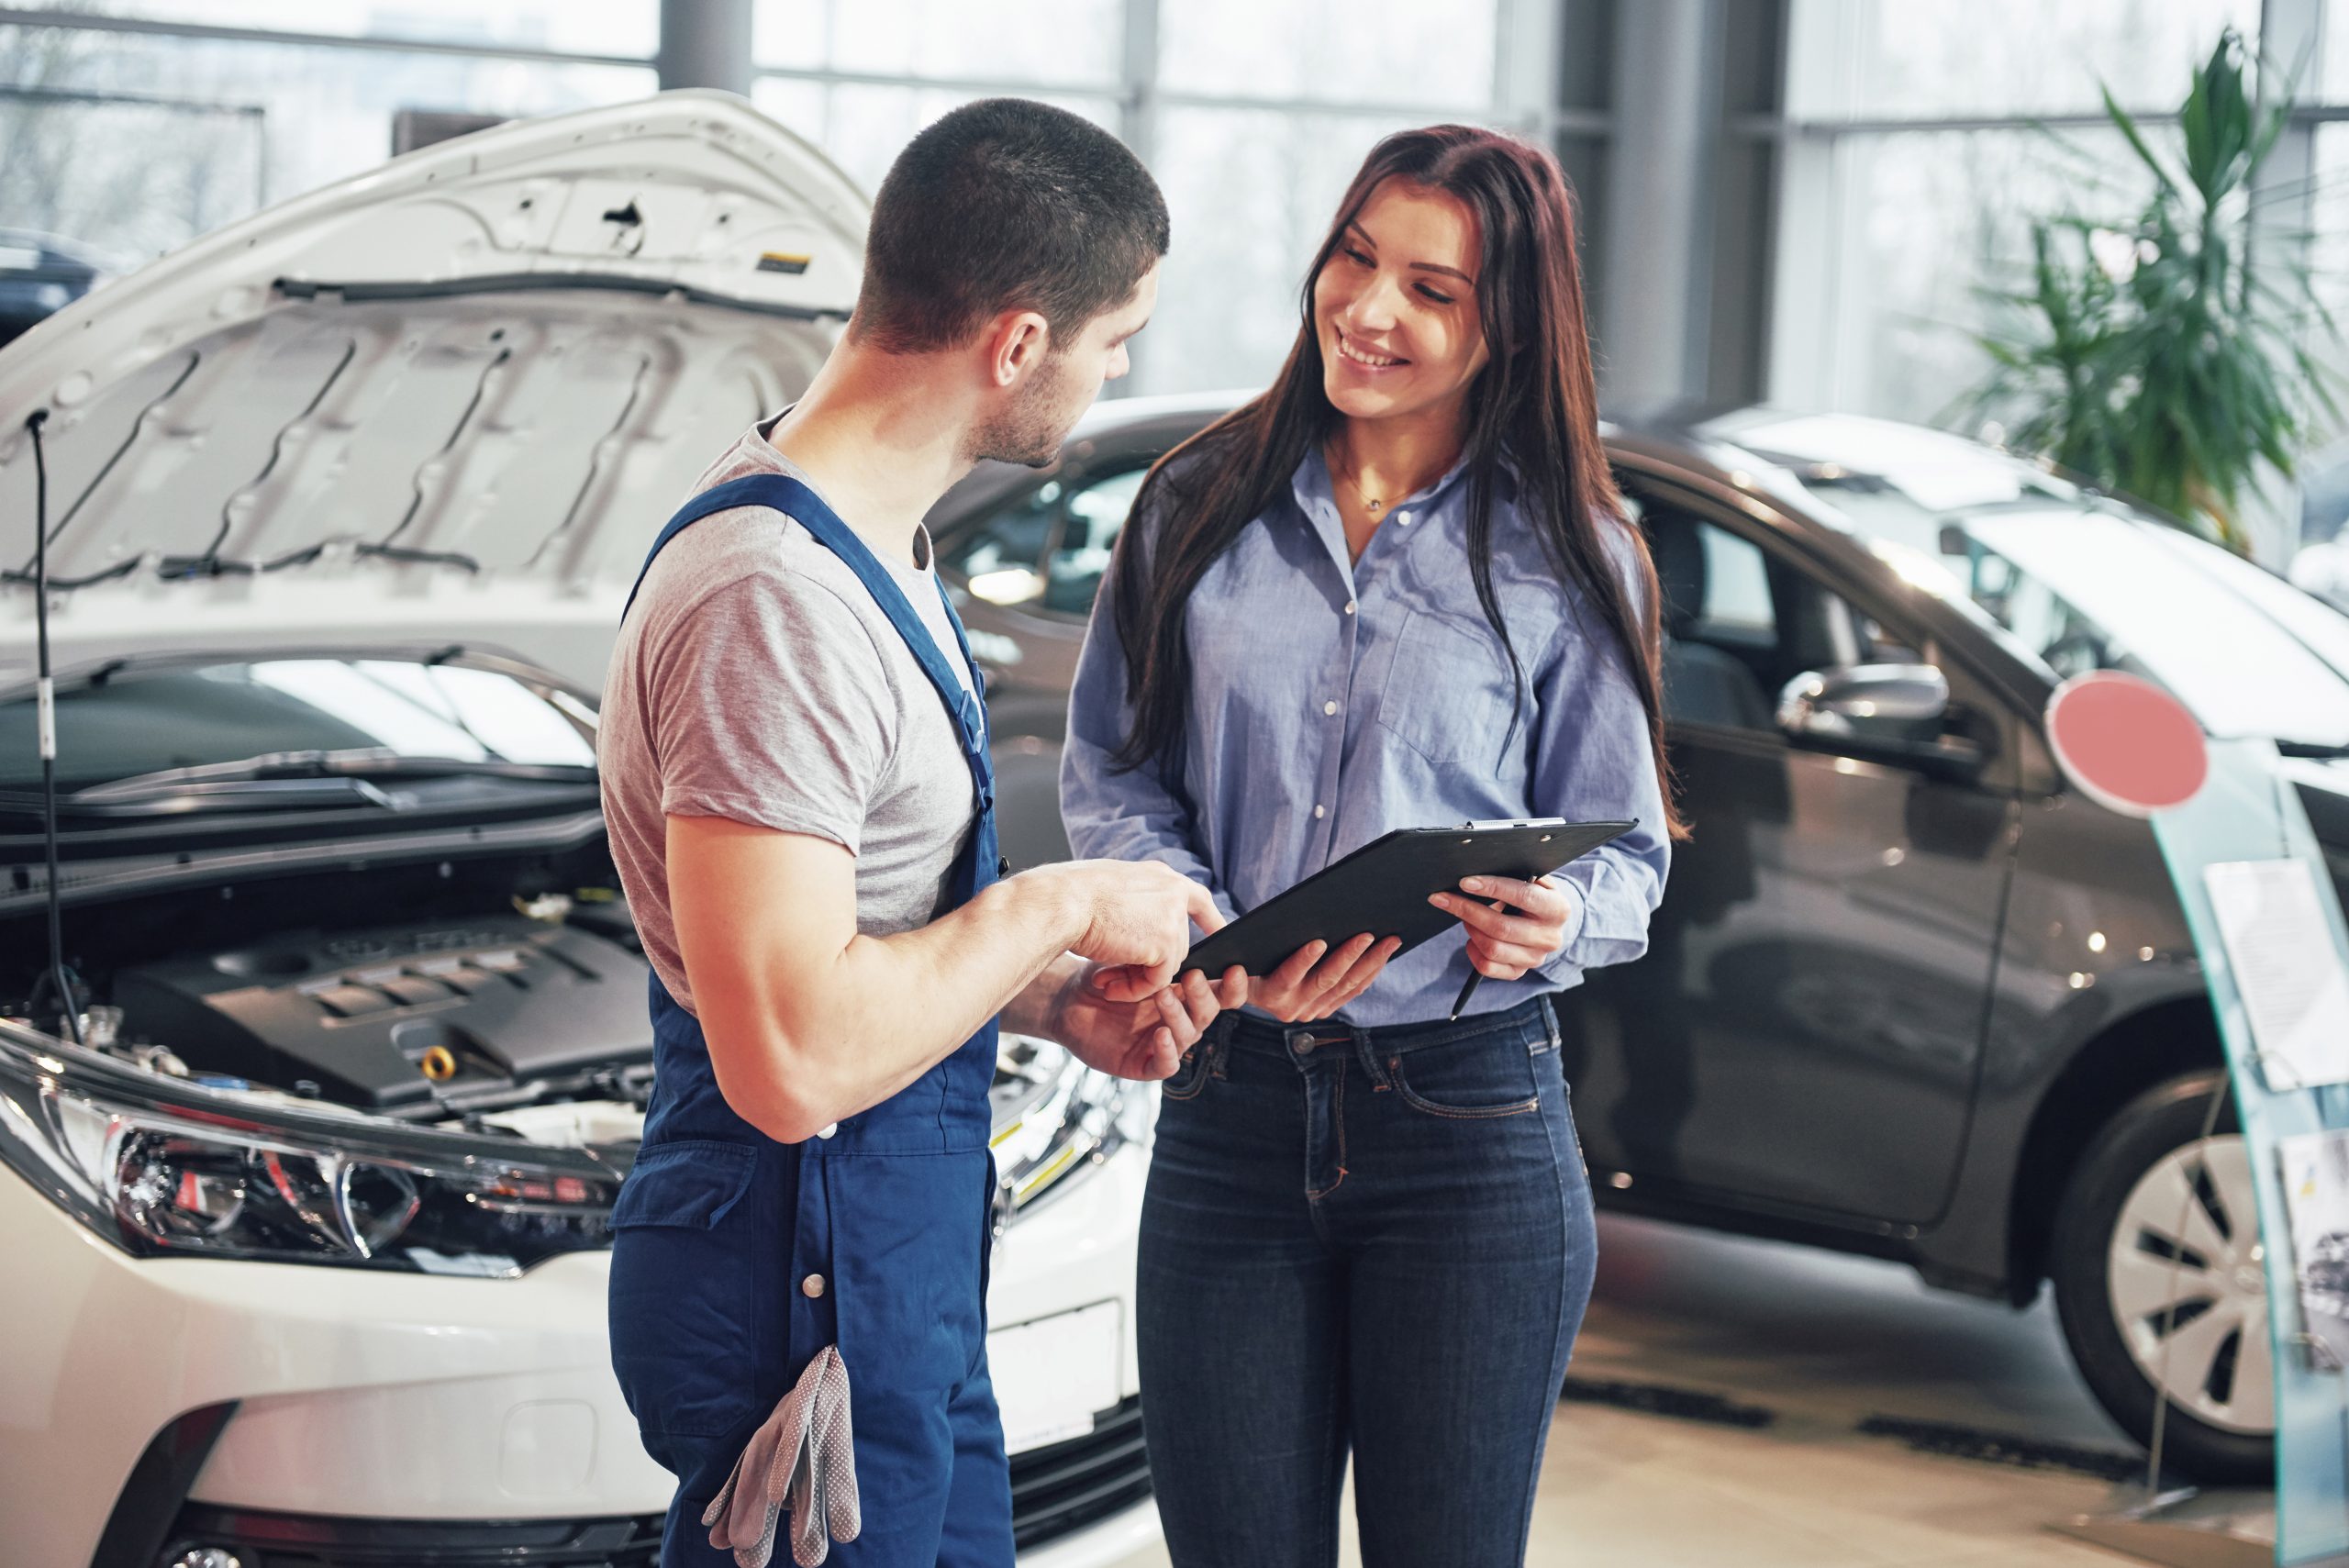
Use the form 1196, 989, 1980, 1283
1043, 467, 1149, 616
947, 462, 1152, 619
941, 482, 1062, 608
1628, 484, 1922, 733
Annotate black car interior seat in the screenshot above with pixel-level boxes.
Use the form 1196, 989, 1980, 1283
1648, 512, 1774, 732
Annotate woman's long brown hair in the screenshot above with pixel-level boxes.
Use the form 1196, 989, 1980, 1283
1106, 125, 1685, 839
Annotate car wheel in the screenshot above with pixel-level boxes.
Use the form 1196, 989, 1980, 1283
2050, 1071, 2274, 1484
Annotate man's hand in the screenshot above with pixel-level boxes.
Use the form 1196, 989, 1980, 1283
1047, 964, 1249, 1080
1029, 859, 1225, 994
1247, 932, 1401, 1024
1429, 874, 1578, 982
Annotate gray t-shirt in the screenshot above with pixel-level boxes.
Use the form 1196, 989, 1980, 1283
599, 420, 980, 1016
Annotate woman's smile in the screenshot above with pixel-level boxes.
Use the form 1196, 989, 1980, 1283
1334, 326, 1410, 373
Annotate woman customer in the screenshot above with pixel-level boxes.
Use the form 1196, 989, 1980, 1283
1060, 125, 1678, 1566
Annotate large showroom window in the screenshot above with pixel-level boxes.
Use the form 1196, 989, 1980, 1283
1768, 0, 2349, 564
0, 1, 1568, 395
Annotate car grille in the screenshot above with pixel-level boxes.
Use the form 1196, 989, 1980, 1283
159, 1507, 663, 1566
156, 1397, 1152, 1564
1011, 1395, 1153, 1551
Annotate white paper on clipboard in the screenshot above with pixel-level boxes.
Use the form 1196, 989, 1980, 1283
2202, 859, 2349, 1091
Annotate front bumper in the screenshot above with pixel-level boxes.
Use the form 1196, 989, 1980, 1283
1, 1138, 1157, 1568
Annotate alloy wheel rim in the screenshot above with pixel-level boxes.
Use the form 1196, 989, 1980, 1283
2106, 1132, 2275, 1437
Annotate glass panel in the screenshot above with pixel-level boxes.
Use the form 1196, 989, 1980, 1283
1159, 0, 1497, 108
1817, 125, 2133, 428
754, 0, 1120, 89
752, 77, 1118, 198
74, 1, 655, 56
0, 26, 652, 261
2331, 0, 2349, 99
2300, 125, 2349, 587
1145, 105, 1422, 394
1789, 0, 2260, 120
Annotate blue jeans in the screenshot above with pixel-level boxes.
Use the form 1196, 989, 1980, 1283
1137, 995, 1598, 1568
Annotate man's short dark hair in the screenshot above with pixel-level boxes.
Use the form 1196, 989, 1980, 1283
852, 98, 1169, 355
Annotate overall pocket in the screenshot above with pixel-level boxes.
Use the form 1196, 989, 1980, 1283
608, 1140, 762, 1439
828, 1150, 993, 1397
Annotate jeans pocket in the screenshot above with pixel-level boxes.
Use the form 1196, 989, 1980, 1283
1160, 1044, 1214, 1101
1386, 1037, 1542, 1120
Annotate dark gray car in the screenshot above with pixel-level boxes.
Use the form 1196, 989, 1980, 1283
927, 392, 2349, 1483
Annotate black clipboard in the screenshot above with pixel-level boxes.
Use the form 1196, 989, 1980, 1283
1184, 817, 1634, 976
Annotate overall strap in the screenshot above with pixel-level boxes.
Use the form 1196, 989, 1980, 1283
623, 472, 1004, 897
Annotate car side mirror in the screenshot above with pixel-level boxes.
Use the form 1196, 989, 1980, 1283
1776, 663, 1986, 779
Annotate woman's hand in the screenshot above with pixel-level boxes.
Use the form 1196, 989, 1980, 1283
1247, 933, 1402, 1023
1430, 874, 1578, 982
1051, 964, 1249, 1080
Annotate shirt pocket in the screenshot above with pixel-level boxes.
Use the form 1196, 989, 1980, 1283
1375, 607, 1517, 769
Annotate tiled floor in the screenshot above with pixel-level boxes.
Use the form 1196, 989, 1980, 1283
1108, 1212, 2240, 1567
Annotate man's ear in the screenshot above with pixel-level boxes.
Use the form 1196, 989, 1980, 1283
983, 308, 1052, 389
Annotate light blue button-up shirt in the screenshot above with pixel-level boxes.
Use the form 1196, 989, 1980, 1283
1060, 444, 1671, 1027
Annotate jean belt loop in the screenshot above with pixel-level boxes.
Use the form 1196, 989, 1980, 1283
1352, 1024, 1392, 1090
1537, 994, 1561, 1054
1207, 1013, 1235, 1080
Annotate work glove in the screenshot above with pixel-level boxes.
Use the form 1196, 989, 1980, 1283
703, 1344, 861, 1567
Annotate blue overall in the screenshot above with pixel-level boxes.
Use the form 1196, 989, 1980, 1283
606, 474, 1016, 1568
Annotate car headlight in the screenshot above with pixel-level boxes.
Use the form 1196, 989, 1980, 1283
0, 1019, 621, 1275
989, 1033, 1150, 1226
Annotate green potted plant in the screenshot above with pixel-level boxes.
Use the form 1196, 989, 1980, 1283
1959, 28, 2343, 553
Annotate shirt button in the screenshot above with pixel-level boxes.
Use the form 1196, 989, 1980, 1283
1344, 600, 1357, 616
803, 1273, 827, 1298
1396, 510, 1413, 526
1313, 805, 1327, 819
817, 1122, 838, 1140
1322, 700, 1338, 717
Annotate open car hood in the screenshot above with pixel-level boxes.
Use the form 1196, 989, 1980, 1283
0, 91, 864, 692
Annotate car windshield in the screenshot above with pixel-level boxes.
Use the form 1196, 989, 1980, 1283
0, 657, 597, 795
1736, 417, 2349, 749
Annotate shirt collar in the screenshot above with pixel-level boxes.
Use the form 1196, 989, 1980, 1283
1290, 440, 1482, 527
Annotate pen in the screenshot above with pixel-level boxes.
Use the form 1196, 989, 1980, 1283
1449, 968, 1482, 1021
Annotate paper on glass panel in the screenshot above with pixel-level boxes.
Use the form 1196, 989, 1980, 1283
2203, 859, 2349, 1092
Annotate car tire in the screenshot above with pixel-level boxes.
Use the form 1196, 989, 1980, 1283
2050, 1071, 2274, 1485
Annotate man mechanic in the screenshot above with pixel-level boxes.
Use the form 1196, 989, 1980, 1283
598, 98, 1245, 1568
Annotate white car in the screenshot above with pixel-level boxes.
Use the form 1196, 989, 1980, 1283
0, 94, 1158, 1568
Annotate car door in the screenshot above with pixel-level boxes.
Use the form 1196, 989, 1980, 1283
1559, 477, 2021, 1227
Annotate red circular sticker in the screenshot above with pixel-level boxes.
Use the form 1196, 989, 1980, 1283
2044, 671, 2208, 817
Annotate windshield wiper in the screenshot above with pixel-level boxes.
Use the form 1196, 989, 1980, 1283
2278, 740, 2349, 760
0, 774, 412, 820
71, 747, 597, 804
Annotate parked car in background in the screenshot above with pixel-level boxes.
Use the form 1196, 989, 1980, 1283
926, 394, 2349, 1484
0, 95, 1158, 1568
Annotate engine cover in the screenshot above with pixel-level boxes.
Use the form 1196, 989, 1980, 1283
113, 914, 653, 1111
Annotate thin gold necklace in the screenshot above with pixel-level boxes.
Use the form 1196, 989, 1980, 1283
1330, 450, 1387, 517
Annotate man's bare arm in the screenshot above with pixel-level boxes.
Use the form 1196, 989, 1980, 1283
668, 814, 1219, 1142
